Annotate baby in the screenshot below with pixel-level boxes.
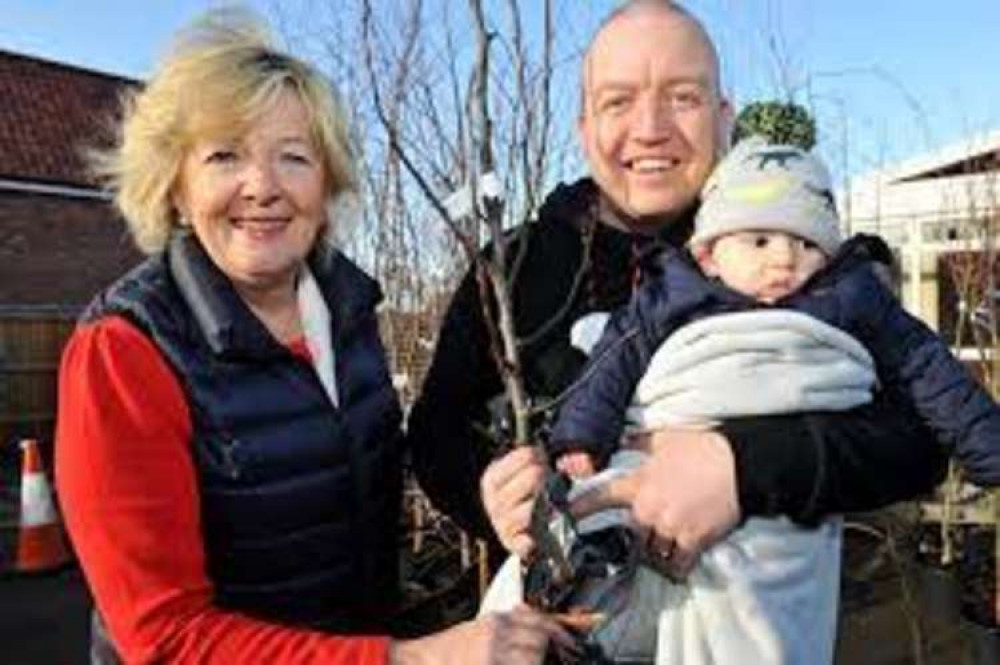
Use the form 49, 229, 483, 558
483, 137, 1000, 665
557, 142, 835, 477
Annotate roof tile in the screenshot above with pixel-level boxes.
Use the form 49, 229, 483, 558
0, 50, 136, 188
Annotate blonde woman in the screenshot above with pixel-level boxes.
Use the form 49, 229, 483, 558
56, 9, 567, 665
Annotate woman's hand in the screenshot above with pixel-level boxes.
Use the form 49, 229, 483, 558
480, 446, 547, 558
570, 428, 741, 577
389, 605, 574, 665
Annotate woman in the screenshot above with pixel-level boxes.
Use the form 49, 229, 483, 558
56, 10, 565, 665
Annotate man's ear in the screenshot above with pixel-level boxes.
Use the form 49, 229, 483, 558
576, 85, 593, 148
717, 96, 734, 154
577, 55, 590, 141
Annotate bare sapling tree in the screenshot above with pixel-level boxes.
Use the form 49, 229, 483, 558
941, 162, 1000, 620
356, 0, 581, 583
356, 0, 564, 445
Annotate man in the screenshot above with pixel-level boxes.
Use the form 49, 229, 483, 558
408, 0, 944, 578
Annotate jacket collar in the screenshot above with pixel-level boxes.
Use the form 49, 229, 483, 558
167, 231, 380, 360
539, 177, 695, 249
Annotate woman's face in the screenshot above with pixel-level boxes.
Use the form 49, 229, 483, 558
172, 89, 328, 296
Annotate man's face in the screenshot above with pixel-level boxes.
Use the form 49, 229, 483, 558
578, 9, 730, 227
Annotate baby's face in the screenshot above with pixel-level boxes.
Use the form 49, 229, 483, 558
697, 230, 827, 303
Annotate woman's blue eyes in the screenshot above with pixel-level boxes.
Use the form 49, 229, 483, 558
205, 150, 237, 164
201, 150, 312, 165
281, 152, 311, 164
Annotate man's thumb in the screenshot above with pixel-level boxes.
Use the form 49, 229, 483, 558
569, 472, 639, 519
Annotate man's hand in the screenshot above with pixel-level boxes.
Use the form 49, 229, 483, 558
570, 428, 741, 576
481, 446, 547, 557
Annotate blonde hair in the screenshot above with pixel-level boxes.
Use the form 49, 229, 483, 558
94, 7, 357, 254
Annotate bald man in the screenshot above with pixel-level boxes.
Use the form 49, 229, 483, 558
409, 0, 942, 602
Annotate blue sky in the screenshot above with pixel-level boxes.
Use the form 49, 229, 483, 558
699, 1, 1000, 179
2, 1, 998, 182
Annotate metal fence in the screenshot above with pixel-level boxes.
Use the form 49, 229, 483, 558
0, 309, 76, 445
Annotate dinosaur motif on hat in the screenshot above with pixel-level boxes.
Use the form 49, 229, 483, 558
750, 148, 805, 170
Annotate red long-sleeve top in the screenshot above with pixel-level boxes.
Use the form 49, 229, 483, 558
55, 315, 391, 665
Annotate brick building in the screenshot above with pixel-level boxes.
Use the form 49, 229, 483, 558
0, 50, 140, 443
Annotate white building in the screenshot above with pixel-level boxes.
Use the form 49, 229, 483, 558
842, 130, 1000, 342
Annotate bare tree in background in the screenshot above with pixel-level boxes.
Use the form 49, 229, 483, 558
935, 168, 1000, 590
355, 0, 590, 587
355, 0, 562, 446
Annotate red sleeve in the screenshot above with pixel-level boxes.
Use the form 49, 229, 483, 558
55, 316, 390, 665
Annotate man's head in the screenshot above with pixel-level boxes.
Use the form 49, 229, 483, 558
578, 1, 732, 229
690, 137, 842, 302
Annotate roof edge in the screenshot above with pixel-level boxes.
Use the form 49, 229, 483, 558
0, 177, 111, 201
851, 128, 1000, 186
0, 47, 140, 86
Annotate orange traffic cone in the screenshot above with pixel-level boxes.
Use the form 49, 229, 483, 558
16, 439, 71, 572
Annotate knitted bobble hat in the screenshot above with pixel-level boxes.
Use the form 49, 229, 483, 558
691, 136, 842, 256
